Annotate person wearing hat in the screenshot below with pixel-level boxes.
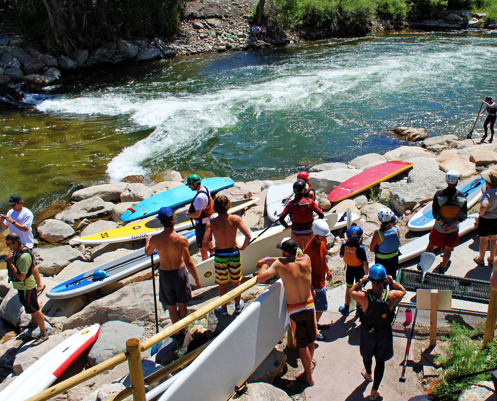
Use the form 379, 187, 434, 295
478, 97, 496, 143
304, 220, 332, 340
297, 171, 315, 201
350, 264, 406, 401
185, 174, 214, 261
202, 196, 251, 315
474, 170, 497, 266
256, 238, 316, 387
425, 170, 468, 273
145, 207, 201, 324
1, 194, 44, 295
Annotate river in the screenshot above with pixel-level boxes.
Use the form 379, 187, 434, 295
1, 30, 496, 213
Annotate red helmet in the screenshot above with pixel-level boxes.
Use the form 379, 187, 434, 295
297, 171, 309, 182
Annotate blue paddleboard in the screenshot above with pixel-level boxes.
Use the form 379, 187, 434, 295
120, 177, 235, 222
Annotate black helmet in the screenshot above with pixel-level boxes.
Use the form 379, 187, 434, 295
293, 179, 306, 195
486, 97, 492, 102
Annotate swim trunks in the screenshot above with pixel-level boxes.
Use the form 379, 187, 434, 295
345, 264, 365, 288
215, 248, 242, 285
18, 288, 40, 314
428, 228, 459, 249
287, 300, 317, 348
159, 267, 192, 307
195, 222, 207, 248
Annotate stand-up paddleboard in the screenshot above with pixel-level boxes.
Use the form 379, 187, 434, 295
158, 280, 288, 401
266, 183, 293, 222
327, 161, 413, 202
120, 177, 235, 222
0, 324, 100, 401
407, 178, 485, 232
398, 214, 477, 264
47, 230, 196, 300
73, 198, 259, 245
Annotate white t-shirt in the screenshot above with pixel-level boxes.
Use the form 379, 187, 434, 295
6, 207, 34, 248
193, 188, 210, 223
481, 188, 497, 219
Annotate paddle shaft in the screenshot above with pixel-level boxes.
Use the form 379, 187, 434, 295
467, 101, 485, 139
399, 307, 418, 382
151, 255, 159, 334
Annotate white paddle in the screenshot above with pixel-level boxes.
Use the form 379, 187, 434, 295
419, 252, 436, 284
346, 207, 352, 229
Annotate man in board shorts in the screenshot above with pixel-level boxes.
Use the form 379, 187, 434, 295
425, 170, 467, 273
203, 196, 251, 315
145, 207, 201, 324
5, 233, 48, 345
257, 238, 317, 387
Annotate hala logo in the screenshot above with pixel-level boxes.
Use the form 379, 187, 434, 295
132, 226, 141, 230
204, 271, 213, 278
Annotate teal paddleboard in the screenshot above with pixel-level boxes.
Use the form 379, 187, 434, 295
120, 177, 235, 221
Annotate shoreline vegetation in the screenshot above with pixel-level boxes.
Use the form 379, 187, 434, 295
0, 0, 496, 101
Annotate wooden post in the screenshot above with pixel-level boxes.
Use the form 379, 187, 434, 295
430, 290, 439, 347
126, 338, 146, 401
483, 286, 497, 347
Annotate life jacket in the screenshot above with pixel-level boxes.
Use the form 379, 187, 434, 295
189, 188, 214, 221
360, 288, 394, 328
488, 103, 497, 116
289, 196, 315, 226
376, 227, 400, 258
343, 242, 363, 267
305, 186, 315, 199
436, 190, 466, 224
8, 248, 34, 284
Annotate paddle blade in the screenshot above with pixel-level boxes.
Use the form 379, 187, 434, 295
419, 252, 436, 279
346, 207, 352, 229
467, 131, 473, 139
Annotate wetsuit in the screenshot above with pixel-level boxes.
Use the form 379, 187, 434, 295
483, 101, 497, 142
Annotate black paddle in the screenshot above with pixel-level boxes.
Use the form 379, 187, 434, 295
150, 254, 163, 356
462, 178, 483, 197
399, 307, 418, 382
467, 101, 484, 140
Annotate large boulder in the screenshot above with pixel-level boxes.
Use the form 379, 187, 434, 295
80, 220, 119, 238
57, 55, 78, 70
436, 151, 477, 178
458, 381, 495, 401
361, 203, 388, 224
247, 348, 286, 384
330, 199, 360, 217
469, 149, 497, 167
308, 168, 362, 194
36, 219, 75, 243
111, 202, 136, 222
383, 146, 433, 161
150, 181, 183, 194
55, 196, 115, 224
407, 161, 446, 186
137, 47, 162, 61
150, 170, 183, 183
388, 180, 442, 215
63, 281, 163, 329
390, 127, 429, 141
88, 321, 145, 366
422, 134, 459, 151
94, 42, 117, 63
120, 183, 154, 202
349, 153, 386, 170
34, 245, 84, 276
309, 162, 350, 172
117, 39, 139, 59
71, 183, 127, 202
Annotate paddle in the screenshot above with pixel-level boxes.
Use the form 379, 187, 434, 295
419, 252, 436, 284
346, 207, 352, 229
150, 254, 162, 356
399, 307, 418, 382
467, 101, 484, 140
462, 178, 483, 197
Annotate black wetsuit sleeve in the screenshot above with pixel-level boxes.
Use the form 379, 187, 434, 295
458, 190, 468, 222
340, 242, 345, 257
432, 190, 442, 220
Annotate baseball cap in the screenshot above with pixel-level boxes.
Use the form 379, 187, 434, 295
157, 207, 175, 221
8, 195, 22, 205
276, 237, 298, 253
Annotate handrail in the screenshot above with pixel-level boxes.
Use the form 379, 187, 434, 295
24, 276, 259, 401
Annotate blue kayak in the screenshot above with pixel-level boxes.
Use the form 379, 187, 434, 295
407, 177, 485, 232
121, 177, 235, 222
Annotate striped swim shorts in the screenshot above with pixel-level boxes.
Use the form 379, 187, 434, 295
214, 247, 242, 285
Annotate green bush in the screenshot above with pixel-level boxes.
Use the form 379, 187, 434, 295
376, 0, 410, 20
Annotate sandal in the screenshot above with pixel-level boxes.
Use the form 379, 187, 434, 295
36, 285, 46, 296
473, 257, 485, 266
361, 369, 373, 382
488, 258, 494, 266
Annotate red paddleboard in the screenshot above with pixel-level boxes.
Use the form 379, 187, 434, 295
327, 161, 413, 202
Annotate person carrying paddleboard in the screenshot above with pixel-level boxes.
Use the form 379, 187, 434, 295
474, 170, 497, 266
5, 233, 49, 345
478, 96, 497, 143
304, 220, 332, 340
1, 194, 45, 296
203, 196, 251, 315
370, 208, 401, 278
256, 238, 317, 387
145, 207, 201, 324
297, 171, 315, 201
278, 179, 324, 250
185, 174, 214, 261
350, 264, 406, 401
425, 170, 468, 273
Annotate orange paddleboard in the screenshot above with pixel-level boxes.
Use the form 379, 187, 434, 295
327, 161, 413, 202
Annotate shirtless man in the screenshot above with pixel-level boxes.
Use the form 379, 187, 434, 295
256, 238, 316, 387
203, 196, 251, 315
145, 207, 201, 324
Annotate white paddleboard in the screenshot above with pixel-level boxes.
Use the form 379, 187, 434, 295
158, 279, 288, 401
266, 183, 294, 222
0, 324, 100, 401
407, 178, 484, 232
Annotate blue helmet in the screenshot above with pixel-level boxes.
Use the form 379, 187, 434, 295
369, 264, 387, 281
93, 269, 109, 281
346, 225, 363, 241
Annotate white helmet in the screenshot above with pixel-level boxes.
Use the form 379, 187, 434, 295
312, 219, 330, 237
445, 170, 461, 185
378, 207, 395, 223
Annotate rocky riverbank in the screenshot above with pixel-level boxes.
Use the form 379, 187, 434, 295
0, 130, 496, 399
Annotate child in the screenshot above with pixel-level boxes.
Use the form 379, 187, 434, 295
370, 207, 401, 278
339, 224, 368, 316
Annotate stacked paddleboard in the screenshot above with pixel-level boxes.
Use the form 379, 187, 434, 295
121, 177, 235, 222
73, 197, 259, 245
0, 324, 100, 401
266, 183, 293, 222
407, 178, 484, 232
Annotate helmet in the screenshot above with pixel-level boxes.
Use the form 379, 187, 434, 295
93, 269, 109, 281
369, 264, 387, 281
293, 179, 306, 195
445, 170, 461, 185
346, 225, 363, 241
297, 171, 309, 182
186, 174, 201, 186
378, 207, 395, 223
486, 96, 492, 102
312, 219, 330, 237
